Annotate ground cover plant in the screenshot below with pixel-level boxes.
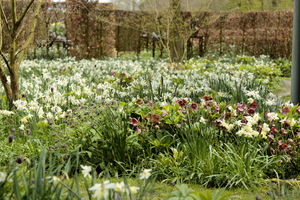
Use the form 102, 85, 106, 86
0, 55, 299, 199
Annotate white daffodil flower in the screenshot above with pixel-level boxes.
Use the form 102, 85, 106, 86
89, 180, 116, 200
129, 186, 140, 194
139, 169, 152, 180
80, 165, 92, 179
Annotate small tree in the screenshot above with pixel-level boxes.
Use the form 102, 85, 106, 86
139, 0, 216, 63
0, 0, 43, 109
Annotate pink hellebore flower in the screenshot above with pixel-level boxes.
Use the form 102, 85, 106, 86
214, 105, 220, 112
189, 103, 198, 111
236, 103, 246, 113
248, 107, 256, 114
135, 128, 142, 133
130, 118, 139, 127
271, 127, 277, 134
143, 116, 148, 121
161, 110, 168, 117
287, 138, 294, 144
284, 120, 290, 127
203, 95, 213, 103
281, 128, 287, 137
249, 101, 258, 109
267, 134, 274, 142
148, 100, 153, 107
176, 99, 188, 107
281, 106, 290, 115
150, 114, 161, 124
279, 143, 288, 151
119, 73, 126, 78
296, 106, 300, 114
269, 147, 276, 154
179, 107, 187, 114
265, 112, 273, 122
215, 119, 222, 127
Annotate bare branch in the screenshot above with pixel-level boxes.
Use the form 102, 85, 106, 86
0, 8, 10, 70
11, 0, 17, 26
16, 0, 43, 67
0, 1, 11, 33
0, 51, 11, 71
0, 61, 12, 100
16, 0, 36, 29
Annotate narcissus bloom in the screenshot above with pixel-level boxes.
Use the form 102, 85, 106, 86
129, 186, 140, 194
0, 172, 8, 183
89, 180, 116, 200
139, 169, 152, 180
81, 165, 92, 178
115, 182, 125, 192
47, 176, 61, 185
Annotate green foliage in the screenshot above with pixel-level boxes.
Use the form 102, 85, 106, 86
49, 22, 66, 37
0, 148, 77, 199
164, 184, 233, 200
58, 102, 144, 173
236, 56, 254, 64
0, 148, 155, 200
274, 58, 292, 77
0, 55, 299, 195
26, 46, 68, 60
216, 143, 280, 189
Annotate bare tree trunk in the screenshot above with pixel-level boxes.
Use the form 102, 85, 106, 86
169, 0, 183, 63
0, 0, 43, 110
0, 63, 13, 108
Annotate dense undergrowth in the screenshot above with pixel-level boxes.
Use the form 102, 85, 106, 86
0, 54, 299, 199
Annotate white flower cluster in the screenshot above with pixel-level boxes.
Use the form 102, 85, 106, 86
79, 166, 152, 199
236, 114, 269, 138
0, 57, 278, 131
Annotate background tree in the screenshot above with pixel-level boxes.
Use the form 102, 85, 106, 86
169, 0, 184, 62
135, 0, 216, 63
0, 0, 43, 109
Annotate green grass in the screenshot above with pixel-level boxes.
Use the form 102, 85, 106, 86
70, 176, 300, 200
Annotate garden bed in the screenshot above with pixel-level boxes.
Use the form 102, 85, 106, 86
0, 55, 299, 199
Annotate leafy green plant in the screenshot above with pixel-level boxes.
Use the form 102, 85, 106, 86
164, 184, 234, 200
66, 102, 144, 173
0, 148, 156, 200
49, 22, 66, 37
236, 56, 254, 64
274, 58, 292, 77
0, 148, 79, 199
216, 143, 281, 189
